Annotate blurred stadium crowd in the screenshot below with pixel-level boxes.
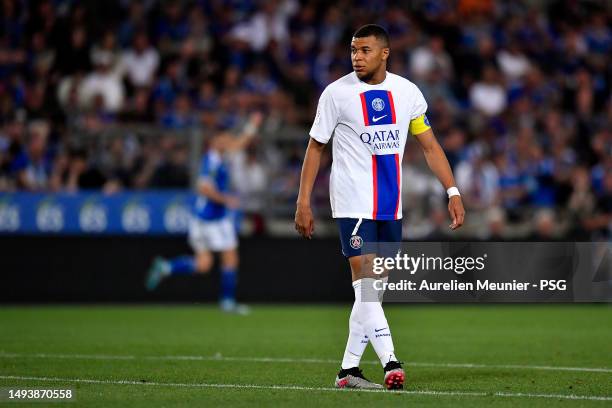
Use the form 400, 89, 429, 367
0, 0, 610, 239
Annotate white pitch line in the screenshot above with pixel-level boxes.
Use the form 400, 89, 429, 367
405, 362, 612, 374
1, 352, 611, 374
0, 375, 611, 401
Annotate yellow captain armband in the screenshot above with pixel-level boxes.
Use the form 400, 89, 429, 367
409, 114, 431, 136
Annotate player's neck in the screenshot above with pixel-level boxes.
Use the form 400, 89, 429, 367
361, 69, 387, 85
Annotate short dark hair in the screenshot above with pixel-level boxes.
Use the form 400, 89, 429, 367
353, 24, 390, 48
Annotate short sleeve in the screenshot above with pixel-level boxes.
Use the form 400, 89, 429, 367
410, 84, 428, 119
309, 87, 339, 144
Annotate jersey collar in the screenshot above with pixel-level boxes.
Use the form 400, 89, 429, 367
354, 71, 389, 87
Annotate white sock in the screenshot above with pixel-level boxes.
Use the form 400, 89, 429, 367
341, 280, 369, 369
354, 278, 398, 367
377, 275, 388, 302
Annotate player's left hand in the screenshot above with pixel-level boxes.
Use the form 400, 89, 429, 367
448, 195, 465, 230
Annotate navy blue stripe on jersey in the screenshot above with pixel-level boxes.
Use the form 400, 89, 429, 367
359, 90, 397, 126
372, 153, 400, 220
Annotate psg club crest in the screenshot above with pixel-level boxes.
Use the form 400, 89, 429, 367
359, 90, 396, 126
371, 98, 385, 111
350, 235, 364, 250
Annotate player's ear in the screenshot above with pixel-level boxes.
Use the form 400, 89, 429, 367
381, 47, 389, 61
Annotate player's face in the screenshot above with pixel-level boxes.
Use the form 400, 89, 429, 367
351, 36, 389, 81
211, 133, 231, 152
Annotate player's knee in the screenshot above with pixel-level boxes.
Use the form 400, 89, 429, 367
349, 254, 377, 280
194, 253, 212, 274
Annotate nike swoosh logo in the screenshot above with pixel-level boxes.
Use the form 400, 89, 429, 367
372, 115, 387, 123
374, 327, 387, 332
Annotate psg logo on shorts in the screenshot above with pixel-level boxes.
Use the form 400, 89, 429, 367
350, 235, 363, 249
371, 98, 385, 111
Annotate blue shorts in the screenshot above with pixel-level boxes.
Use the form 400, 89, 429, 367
337, 218, 402, 258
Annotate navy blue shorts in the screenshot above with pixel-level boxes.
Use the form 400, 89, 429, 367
337, 218, 402, 258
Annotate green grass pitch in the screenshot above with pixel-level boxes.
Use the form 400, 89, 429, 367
0, 305, 611, 407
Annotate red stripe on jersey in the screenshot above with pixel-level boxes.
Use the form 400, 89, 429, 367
372, 155, 378, 219
360, 93, 370, 126
394, 153, 401, 219
387, 91, 396, 124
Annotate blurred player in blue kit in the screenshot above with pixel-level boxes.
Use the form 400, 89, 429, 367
146, 112, 263, 314
295, 25, 465, 390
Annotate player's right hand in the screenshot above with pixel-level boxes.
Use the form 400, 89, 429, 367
294, 204, 314, 239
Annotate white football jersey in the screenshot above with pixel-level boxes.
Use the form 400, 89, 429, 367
310, 71, 428, 220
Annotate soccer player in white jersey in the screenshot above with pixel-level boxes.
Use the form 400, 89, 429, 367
146, 112, 263, 314
295, 25, 465, 390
